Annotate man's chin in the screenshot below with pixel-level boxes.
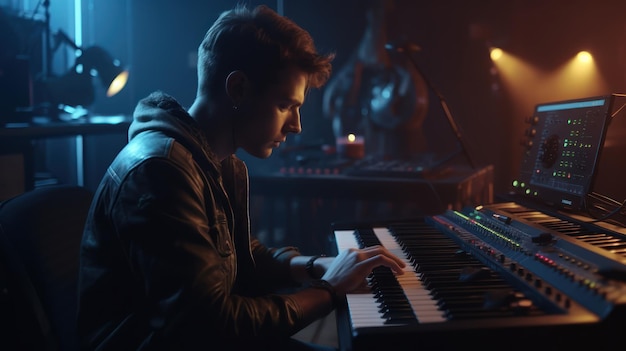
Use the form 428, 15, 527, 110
246, 148, 273, 159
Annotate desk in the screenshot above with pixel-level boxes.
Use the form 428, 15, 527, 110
249, 164, 494, 254
0, 116, 131, 200
0, 115, 130, 139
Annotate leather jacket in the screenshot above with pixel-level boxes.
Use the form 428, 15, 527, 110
77, 92, 306, 350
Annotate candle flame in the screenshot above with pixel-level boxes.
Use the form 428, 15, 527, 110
347, 133, 356, 142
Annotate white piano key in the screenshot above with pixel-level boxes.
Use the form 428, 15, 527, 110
374, 227, 446, 323
334, 228, 446, 329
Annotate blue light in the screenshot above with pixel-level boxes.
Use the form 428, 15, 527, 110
75, 0, 84, 186
74, 0, 82, 47
537, 98, 606, 112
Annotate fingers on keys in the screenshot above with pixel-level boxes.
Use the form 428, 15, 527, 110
360, 246, 406, 274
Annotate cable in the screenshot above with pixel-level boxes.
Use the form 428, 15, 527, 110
584, 93, 626, 225
610, 102, 626, 119
588, 200, 626, 224
585, 193, 626, 224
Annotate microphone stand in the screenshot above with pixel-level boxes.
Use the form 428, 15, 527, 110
387, 44, 477, 169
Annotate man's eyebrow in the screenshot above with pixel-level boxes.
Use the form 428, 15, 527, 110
282, 96, 303, 106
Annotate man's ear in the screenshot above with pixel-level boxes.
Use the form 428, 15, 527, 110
225, 70, 249, 106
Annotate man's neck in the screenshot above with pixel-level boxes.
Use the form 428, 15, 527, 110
188, 97, 235, 161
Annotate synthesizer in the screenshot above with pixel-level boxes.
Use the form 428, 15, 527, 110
333, 202, 626, 350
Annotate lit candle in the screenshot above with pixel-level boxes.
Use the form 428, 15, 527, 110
336, 133, 365, 159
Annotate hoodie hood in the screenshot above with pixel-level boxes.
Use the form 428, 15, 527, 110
129, 91, 194, 143
129, 91, 220, 172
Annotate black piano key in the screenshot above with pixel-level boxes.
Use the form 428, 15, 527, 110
384, 221, 550, 321
342, 219, 554, 330
363, 253, 419, 324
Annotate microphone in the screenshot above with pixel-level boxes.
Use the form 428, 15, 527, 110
384, 41, 421, 53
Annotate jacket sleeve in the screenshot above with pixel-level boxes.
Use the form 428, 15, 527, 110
248, 240, 302, 291
223, 155, 303, 293
110, 156, 308, 345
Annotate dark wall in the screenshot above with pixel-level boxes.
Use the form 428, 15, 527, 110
47, 0, 626, 198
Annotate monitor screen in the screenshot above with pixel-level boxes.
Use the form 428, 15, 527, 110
512, 95, 615, 211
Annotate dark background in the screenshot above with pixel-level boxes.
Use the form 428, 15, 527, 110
2, 0, 626, 201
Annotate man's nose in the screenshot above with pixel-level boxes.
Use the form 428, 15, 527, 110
287, 111, 302, 134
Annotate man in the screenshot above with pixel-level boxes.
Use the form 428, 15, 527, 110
77, 5, 405, 350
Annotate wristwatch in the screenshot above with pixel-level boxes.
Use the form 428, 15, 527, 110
305, 254, 325, 279
309, 279, 341, 308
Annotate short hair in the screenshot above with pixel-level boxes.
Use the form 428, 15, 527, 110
197, 5, 334, 98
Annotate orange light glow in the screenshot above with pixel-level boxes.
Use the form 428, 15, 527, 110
490, 47, 503, 61
490, 48, 608, 119
576, 51, 592, 63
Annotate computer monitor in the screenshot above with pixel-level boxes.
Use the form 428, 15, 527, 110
511, 94, 616, 211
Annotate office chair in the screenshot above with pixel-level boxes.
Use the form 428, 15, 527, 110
0, 185, 93, 351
